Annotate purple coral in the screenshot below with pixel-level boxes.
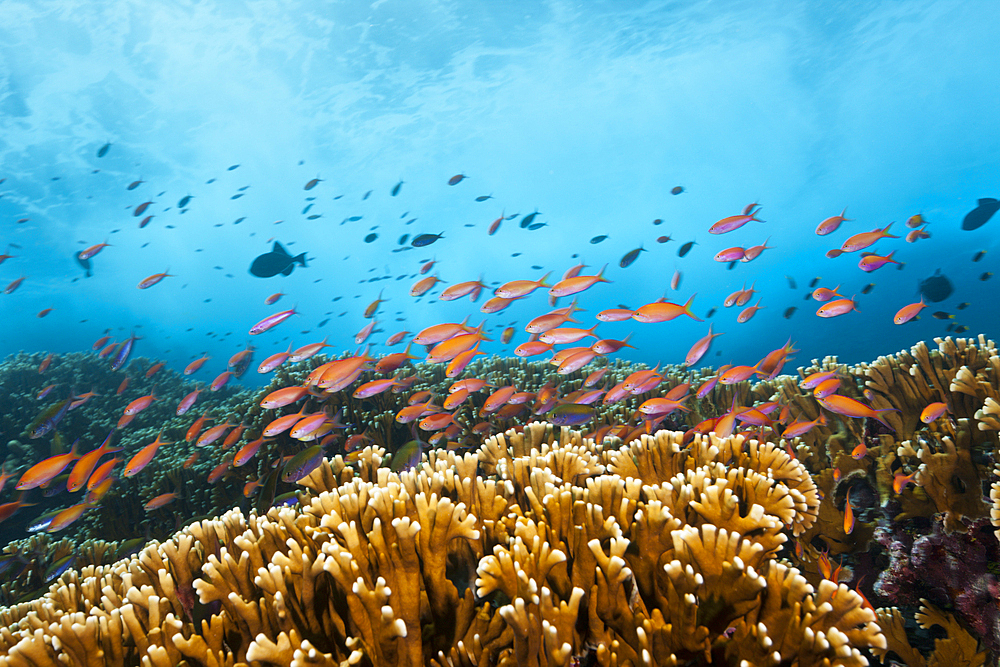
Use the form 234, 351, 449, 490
875, 517, 1000, 654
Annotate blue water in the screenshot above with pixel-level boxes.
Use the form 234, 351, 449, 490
1, 0, 998, 389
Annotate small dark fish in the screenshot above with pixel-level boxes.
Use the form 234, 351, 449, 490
531, 265, 543, 270
706, 308, 717, 318
405, 218, 417, 225
512, 252, 522, 257
348, 215, 363, 221
307, 214, 322, 220
127, 179, 144, 190
231, 193, 244, 200
803, 292, 813, 301
590, 235, 608, 244
954, 325, 970, 333
656, 236, 671, 243
448, 174, 467, 186
783, 307, 797, 319
475, 194, 493, 202
250, 241, 307, 278
302, 203, 314, 214
234, 217, 245, 224
620, 246, 646, 268
362, 190, 372, 199
304, 178, 321, 190
946, 323, 955, 332
520, 210, 540, 228
391, 180, 404, 196
550, 403, 595, 426
727, 261, 738, 270
973, 250, 986, 262
44, 554, 76, 582
178, 195, 192, 208
678, 241, 696, 257
671, 186, 684, 195
809, 277, 821, 288
97, 142, 111, 157
931, 312, 953, 320
282, 445, 325, 482
398, 234, 409, 245
785, 276, 797, 289
652, 218, 663, 225
956, 302, 969, 310
318, 318, 329, 327
981, 272, 993, 281
390, 439, 423, 472
527, 223, 546, 230
506, 213, 520, 220
861, 283, 875, 294
412, 232, 444, 247
228, 164, 240, 170
962, 198, 1000, 231
365, 233, 378, 243
206, 178, 216, 183
334, 194, 343, 199
204, 298, 211, 302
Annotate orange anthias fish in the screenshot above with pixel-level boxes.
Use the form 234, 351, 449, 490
548, 264, 610, 297
363, 290, 388, 317
16, 441, 81, 490
184, 355, 211, 375
137, 270, 174, 289
86, 457, 120, 490
816, 296, 859, 318
495, 272, 552, 299
124, 431, 172, 477
920, 401, 949, 423
67, 432, 121, 492
410, 274, 442, 297
893, 297, 926, 325
818, 395, 897, 430
632, 294, 702, 323
144, 491, 181, 511
840, 222, 899, 253
684, 324, 723, 366
47, 502, 93, 532
79, 240, 112, 260
893, 470, 918, 494
843, 489, 855, 535
815, 208, 851, 235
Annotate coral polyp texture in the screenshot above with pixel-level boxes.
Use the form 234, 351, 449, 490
0, 423, 886, 667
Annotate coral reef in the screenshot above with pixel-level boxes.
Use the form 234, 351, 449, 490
0, 423, 888, 666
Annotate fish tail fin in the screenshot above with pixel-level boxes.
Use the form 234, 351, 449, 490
537, 271, 552, 288
683, 294, 703, 321
872, 408, 899, 431
596, 263, 611, 282
293, 253, 307, 267
841, 207, 852, 221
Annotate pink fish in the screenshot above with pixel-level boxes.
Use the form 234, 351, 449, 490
709, 210, 764, 234
815, 208, 851, 236
249, 308, 298, 335
684, 324, 723, 366
714, 247, 746, 262
858, 250, 899, 272
818, 395, 897, 430
816, 297, 859, 318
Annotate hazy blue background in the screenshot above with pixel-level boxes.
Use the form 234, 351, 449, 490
1, 0, 998, 388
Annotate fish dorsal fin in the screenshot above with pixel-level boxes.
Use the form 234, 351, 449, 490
273, 241, 289, 256
979, 198, 998, 205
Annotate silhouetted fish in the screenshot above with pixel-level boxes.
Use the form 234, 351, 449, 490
412, 233, 444, 247
590, 235, 608, 244
961, 198, 1000, 231
250, 242, 307, 278
392, 180, 403, 196
918, 269, 953, 302
678, 241, 696, 257
97, 143, 111, 157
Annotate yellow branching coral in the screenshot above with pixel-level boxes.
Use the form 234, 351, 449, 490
873, 601, 988, 667
0, 423, 884, 667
